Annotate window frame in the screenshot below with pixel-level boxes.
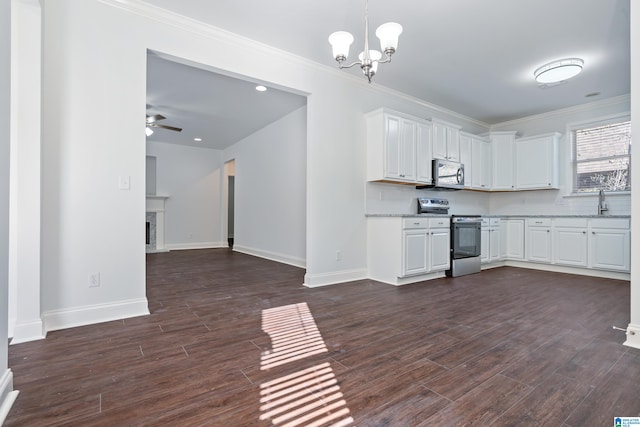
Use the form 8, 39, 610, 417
568, 113, 631, 195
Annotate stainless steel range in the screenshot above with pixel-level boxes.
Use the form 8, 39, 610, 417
446, 215, 482, 277
417, 197, 449, 215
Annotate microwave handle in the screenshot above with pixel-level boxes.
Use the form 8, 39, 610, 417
456, 167, 464, 184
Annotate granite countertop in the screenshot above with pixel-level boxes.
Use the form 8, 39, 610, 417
366, 213, 631, 218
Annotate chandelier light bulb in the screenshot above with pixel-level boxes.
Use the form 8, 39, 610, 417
328, 31, 354, 62
376, 22, 403, 54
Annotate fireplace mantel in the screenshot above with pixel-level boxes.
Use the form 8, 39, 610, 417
146, 195, 168, 252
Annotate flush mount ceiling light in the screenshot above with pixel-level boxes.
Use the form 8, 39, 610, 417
255, 85, 267, 92
328, 0, 402, 83
534, 58, 584, 84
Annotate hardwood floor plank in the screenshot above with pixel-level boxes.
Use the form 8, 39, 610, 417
5, 252, 636, 426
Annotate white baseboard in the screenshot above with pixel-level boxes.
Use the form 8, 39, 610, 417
10, 318, 45, 344
623, 323, 640, 349
233, 245, 306, 269
304, 268, 368, 288
164, 241, 225, 251
503, 260, 631, 281
0, 369, 18, 425
43, 298, 150, 332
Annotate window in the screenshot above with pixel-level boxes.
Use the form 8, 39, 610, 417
573, 118, 631, 193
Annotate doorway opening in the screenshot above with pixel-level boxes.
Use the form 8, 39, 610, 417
225, 160, 235, 249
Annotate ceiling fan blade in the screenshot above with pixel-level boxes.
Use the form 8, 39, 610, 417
146, 114, 166, 123
150, 123, 182, 132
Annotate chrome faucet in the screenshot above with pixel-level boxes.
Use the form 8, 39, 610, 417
597, 189, 608, 216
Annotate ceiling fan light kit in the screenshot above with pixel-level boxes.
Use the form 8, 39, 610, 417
534, 58, 584, 84
328, 0, 402, 83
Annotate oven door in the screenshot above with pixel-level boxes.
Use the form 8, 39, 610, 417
452, 222, 481, 259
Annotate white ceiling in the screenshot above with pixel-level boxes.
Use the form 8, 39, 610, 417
144, 0, 630, 149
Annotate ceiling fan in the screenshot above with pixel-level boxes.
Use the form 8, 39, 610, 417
145, 114, 182, 135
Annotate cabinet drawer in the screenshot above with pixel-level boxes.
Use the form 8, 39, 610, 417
554, 218, 588, 228
429, 218, 450, 228
590, 218, 629, 229
527, 218, 551, 227
403, 218, 429, 229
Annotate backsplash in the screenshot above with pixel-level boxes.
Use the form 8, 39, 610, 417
365, 182, 631, 216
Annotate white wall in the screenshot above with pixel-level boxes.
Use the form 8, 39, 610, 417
40, 0, 149, 329
627, 0, 640, 349
224, 106, 307, 267
0, 0, 15, 414
146, 141, 223, 249
8, 0, 44, 343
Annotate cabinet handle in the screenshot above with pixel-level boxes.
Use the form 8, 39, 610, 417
547, 230, 550, 233
414, 222, 420, 225
592, 231, 595, 234
582, 231, 586, 234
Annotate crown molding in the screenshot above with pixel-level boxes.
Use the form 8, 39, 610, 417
491, 94, 631, 130
98, 0, 488, 130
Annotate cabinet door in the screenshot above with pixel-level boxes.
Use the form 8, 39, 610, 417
447, 127, 460, 162
553, 227, 588, 266
402, 229, 428, 276
516, 135, 558, 189
527, 227, 552, 263
471, 138, 491, 190
491, 134, 515, 190
399, 119, 417, 181
504, 220, 524, 259
459, 134, 472, 188
430, 228, 450, 271
384, 115, 402, 179
416, 122, 433, 184
489, 228, 501, 261
480, 228, 490, 263
432, 122, 448, 160
589, 228, 630, 271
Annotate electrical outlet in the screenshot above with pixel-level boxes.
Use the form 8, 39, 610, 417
336, 250, 342, 261
89, 272, 100, 288
118, 175, 131, 190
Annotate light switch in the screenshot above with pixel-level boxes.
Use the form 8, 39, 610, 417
119, 175, 131, 190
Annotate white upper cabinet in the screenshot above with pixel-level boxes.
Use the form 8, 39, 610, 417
515, 133, 560, 190
416, 122, 434, 184
470, 135, 491, 190
432, 119, 461, 162
490, 131, 517, 190
366, 108, 432, 185
459, 132, 472, 188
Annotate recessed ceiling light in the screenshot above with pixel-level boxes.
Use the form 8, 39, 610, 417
534, 58, 584, 84
255, 85, 267, 92
194, 137, 202, 142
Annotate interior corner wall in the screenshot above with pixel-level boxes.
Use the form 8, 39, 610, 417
0, 0, 14, 405
627, 0, 640, 348
40, 0, 149, 329
223, 106, 307, 267
145, 141, 223, 250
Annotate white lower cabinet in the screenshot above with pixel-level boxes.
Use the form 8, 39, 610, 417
526, 218, 552, 263
402, 218, 451, 276
503, 219, 524, 260
403, 228, 429, 276
430, 221, 451, 272
368, 216, 450, 285
481, 218, 501, 263
588, 218, 630, 272
553, 219, 588, 267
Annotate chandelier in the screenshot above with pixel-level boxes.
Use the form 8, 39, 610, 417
328, 0, 402, 83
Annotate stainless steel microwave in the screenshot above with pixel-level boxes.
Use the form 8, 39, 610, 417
431, 159, 464, 190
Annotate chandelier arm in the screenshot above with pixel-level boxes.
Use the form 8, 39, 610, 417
337, 60, 363, 69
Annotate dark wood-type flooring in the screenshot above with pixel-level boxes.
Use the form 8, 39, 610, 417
6, 249, 640, 426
